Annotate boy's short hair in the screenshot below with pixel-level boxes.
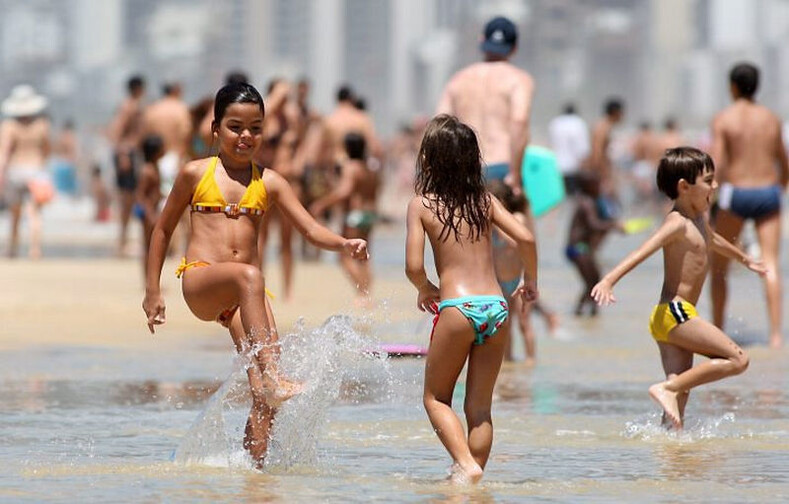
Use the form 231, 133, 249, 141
576, 171, 601, 197
487, 178, 527, 213
604, 98, 623, 116
141, 135, 164, 163
344, 132, 366, 160
656, 147, 714, 200
730, 62, 759, 99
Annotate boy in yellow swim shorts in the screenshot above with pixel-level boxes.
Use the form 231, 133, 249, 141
591, 147, 766, 429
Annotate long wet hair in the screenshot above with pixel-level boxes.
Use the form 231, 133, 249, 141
212, 82, 265, 128
415, 114, 490, 241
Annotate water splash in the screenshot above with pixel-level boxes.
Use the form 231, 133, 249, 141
622, 412, 737, 442
173, 314, 398, 470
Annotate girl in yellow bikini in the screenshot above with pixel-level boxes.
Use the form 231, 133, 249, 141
142, 83, 368, 466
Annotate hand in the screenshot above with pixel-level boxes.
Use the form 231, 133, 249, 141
591, 279, 616, 306
503, 173, 524, 197
515, 279, 539, 304
343, 238, 369, 260
143, 291, 166, 334
417, 282, 440, 314
744, 256, 768, 276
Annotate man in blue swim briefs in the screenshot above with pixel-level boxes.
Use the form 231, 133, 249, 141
436, 16, 534, 194
710, 62, 789, 348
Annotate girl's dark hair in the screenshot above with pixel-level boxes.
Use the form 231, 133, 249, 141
213, 82, 265, 127
415, 114, 490, 241
656, 146, 715, 199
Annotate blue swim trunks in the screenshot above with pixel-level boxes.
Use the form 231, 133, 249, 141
484, 163, 510, 182
434, 295, 509, 345
718, 183, 782, 221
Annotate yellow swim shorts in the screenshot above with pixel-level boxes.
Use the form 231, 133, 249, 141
649, 300, 697, 343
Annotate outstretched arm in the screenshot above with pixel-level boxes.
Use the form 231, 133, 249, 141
269, 170, 367, 258
709, 224, 767, 275
490, 196, 538, 301
405, 197, 439, 313
592, 213, 685, 305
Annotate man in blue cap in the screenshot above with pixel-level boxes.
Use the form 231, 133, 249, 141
437, 16, 534, 194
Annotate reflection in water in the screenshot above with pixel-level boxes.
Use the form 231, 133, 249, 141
653, 442, 725, 481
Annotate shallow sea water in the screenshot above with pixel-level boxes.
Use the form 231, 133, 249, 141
3, 204, 789, 502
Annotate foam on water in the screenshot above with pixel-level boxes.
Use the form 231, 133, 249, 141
623, 412, 737, 441
173, 314, 399, 470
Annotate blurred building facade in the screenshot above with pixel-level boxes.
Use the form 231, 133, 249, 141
2, 0, 789, 140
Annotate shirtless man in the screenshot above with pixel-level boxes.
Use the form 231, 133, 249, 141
589, 98, 625, 217
436, 16, 534, 193
630, 121, 663, 200
0, 85, 51, 258
108, 75, 146, 256
142, 82, 192, 194
142, 82, 193, 254
323, 85, 382, 164
710, 62, 789, 348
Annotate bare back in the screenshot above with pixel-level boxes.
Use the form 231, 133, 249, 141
416, 195, 501, 299
437, 62, 533, 165
346, 160, 379, 212
324, 104, 378, 162
111, 97, 144, 151
143, 97, 192, 156
1, 118, 50, 169
660, 212, 710, 304
713, 100, 787, 187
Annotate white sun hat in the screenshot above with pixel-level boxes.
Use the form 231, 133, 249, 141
1, 85, 48, 118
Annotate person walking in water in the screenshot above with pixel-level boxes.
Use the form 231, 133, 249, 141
406, 115, 537, 483
142, 83, 368, 467
108, 75, 146, 257
436, 16, 534, 193
710, 62, 788, 348
0, 85, 52, 259
592, 147, 764, 429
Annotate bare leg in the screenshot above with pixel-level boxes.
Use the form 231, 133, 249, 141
8, 201, 22, 258
228, 307, 276, 467
182, 263, 302, 406
27, 202, 42, 259
571, 254, 601, 316
423, 307, 483, 484
649, 318, 749, 428
464, 320, 507, 470
340, 226, 372, 303
279, 211, 294, 302
511, 295, 535, 365
710, 209, 744, 328
117, 190, 134, 257
755, 213, 783, 347
656, 342, 693, 426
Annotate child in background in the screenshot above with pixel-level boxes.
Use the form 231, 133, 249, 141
143, 83, 368, 466
566, 172, 622, 316
406, 115, 538, 483
309, 132, 380, 305
592, 147, 764, 428
135, 135, 164, 275
90, 164, 111, 222
487, 179, 537, 365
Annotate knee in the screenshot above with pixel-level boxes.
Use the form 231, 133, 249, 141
730, 350, 749, 375
237, 264, 265, 296
463, 402, 492, 427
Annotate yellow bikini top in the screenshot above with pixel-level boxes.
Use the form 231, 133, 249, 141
191, 156, 268, 217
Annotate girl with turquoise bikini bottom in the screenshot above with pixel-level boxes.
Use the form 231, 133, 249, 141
405, 115, 538, 484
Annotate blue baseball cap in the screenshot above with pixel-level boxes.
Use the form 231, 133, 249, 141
480, 16, 518, 55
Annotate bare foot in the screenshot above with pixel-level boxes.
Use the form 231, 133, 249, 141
263, 373, 303, 408
769, 334, 783, 349
649, 382, 682, 429
448, 461, 483, 485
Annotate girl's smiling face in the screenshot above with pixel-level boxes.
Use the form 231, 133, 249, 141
215, 102, 264, 163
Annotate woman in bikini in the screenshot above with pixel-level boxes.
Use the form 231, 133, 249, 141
142, 83, 368, 467
405, 115, 538, 484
